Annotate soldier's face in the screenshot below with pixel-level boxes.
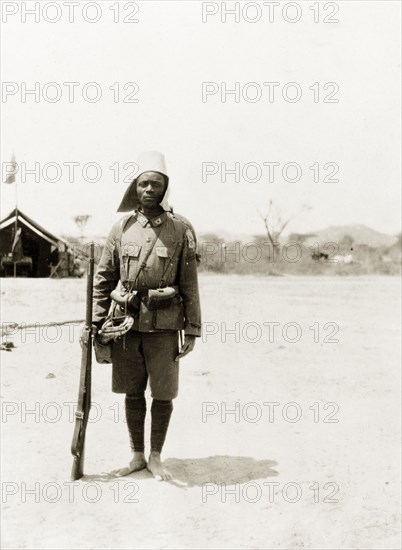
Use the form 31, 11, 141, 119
136, 172, 167, 207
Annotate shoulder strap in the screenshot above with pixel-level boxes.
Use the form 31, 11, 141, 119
117, 213, 134, 242
117, 214, 162, 290
167, 212, 190, 239
132, 226, 162, 286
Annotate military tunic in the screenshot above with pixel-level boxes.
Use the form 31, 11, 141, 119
92, 210, 201, 398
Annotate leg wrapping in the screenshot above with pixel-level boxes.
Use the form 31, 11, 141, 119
125, 393, 146, 453
150, 399, 173, 453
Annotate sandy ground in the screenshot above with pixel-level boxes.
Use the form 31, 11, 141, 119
1, 274, 401, 550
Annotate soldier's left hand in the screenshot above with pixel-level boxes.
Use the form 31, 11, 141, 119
175, 335, 196, 360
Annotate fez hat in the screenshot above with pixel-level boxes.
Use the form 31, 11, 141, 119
117, 151, 171, 212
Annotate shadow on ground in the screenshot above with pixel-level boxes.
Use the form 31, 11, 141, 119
163, 455, 278, 487
82, 455, 278, 486
83, 469, 151, 483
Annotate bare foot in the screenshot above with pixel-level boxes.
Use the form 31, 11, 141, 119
112, 452, 147, 477
147, 451, 172, 481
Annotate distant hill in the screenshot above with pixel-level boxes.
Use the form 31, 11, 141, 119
300, 225, 398, 249
200, 225, 399, 249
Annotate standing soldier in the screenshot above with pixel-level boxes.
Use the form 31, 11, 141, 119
92, 151, 201, 481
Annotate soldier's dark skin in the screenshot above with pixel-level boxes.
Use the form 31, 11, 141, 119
113, 171, 196, 481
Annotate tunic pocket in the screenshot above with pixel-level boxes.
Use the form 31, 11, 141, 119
122, 243, 141, 258
121, 244, 142, 280
155, 246, 169, 258
153, 296, 185, 330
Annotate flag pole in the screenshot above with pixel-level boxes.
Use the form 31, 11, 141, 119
5, 154, 18, 277
13, 162, 18, 278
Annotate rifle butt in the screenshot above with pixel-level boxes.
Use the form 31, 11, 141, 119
71, 447, 85, 481
71, 459, 83, 481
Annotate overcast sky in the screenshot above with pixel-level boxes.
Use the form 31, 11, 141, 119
1, 0, 400, 238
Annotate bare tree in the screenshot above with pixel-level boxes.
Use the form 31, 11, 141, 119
258, 201, 311, 250
73, 215, 91, 240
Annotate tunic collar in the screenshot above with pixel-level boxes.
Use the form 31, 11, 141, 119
136, 210, 167, 228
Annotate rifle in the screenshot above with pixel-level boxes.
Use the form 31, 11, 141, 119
71, 243, 94, 480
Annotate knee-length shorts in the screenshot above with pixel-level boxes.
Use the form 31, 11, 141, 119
111, 330, 180, 400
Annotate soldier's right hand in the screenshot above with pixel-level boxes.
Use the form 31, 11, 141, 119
79, 324, 111, 348
79, 325, 94, 349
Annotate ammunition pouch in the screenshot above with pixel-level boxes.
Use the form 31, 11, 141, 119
146, 286, 179, 310
110, 288, 140, 316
